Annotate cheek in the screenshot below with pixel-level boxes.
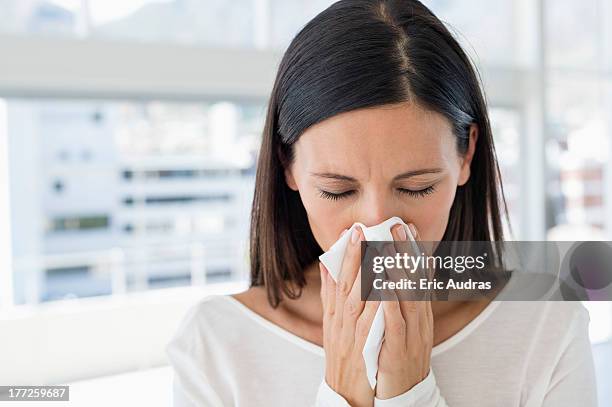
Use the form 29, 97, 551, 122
298, 187, 349, 252
408, 180, 456, 241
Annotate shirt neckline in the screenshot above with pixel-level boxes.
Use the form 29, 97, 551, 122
221, 294, 326, 356
220, 273, 513, 358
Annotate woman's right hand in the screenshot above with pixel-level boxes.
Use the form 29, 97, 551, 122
319, 226, 380, 407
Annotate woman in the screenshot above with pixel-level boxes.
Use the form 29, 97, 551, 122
166, 0, 597, 405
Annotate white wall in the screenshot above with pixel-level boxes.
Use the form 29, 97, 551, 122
0, 282, 246, 384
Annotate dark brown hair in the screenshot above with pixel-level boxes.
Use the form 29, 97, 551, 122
249, 0, 511, 308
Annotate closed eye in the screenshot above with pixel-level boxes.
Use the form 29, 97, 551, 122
398, 185, 436, 197
318, 185, 436, 201
317, 189, 355, 201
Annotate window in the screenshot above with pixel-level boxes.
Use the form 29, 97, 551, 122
3, 98, 263, 305
48, 214, 110, 232
0, 0, 258, 48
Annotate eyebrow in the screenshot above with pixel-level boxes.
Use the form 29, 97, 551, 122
310, 168, 444, 182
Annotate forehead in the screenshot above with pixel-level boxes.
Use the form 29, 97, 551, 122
295, 102, 455, 172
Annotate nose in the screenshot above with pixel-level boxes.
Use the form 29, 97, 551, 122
354, 188, 399, 228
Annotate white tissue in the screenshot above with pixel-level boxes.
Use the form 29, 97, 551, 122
318, 216, 418, 389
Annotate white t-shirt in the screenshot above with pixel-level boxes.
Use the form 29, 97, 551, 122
165, 293, 597, 406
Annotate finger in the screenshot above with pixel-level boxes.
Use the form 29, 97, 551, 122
354, 299, 380, 350
319, 262, 327, 311
416, 299, 432, 345
407, 223, 433, 263
406, 223, 419, 240
325, 229, 348, 310
335, 226, 364, 330
399, 297, 419, 348
405, 223, 424, 255
418, 300, 434, 370
398, 286, 419, 319
319, 262, 330, 348
382, 285, 406, 348
360, 244, 380, 300
372, 243, 396, 303
324, 262, 337, 319
398, 223, 422, 327
426, 300, 434, 343
404, 223, 436, 296
345, 265, 366, 321
425, 299, 433, 331
340, 266, 366, 346
390, 223, 407, 254
380, 237, 409, 303
388, 223, 411, 287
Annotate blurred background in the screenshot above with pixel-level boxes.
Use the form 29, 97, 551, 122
0, 0, 610, 406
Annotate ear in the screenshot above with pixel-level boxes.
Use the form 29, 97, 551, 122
457, 123, 478, 186
278, 144, 299, 191
284, 166, 298, 191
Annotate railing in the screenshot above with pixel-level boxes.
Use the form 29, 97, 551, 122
9, 239, 249, 306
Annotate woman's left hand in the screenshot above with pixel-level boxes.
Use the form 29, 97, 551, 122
375, 223, 434, 399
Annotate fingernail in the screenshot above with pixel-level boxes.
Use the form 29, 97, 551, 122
408, 223, 417, 239
397, 224, 407, 240
351, 227, 361, 244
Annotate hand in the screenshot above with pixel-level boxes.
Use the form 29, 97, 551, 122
320, 226, 380, 407
375, 223, 434, 399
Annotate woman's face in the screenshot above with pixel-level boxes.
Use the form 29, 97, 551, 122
284, 101, 478, 251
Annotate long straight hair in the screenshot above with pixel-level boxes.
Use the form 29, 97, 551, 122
249, 0, 511, 308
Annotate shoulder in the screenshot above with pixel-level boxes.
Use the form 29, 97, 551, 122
496, 300, 590, 328
488, 301, 591, 352
179, 294, 235, 329
166, 294, 244, 354
165, 295, 244, 406
538, 302, 591, 348
478, 301, 593, 378
166, 287, 274, 350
